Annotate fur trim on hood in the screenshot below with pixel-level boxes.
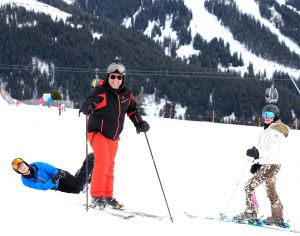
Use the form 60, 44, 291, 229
270, 120, 289, 137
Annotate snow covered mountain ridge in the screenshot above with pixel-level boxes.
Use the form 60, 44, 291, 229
121, 0, 300, 79
0, 0, 71, 22
1, 0, 300, 79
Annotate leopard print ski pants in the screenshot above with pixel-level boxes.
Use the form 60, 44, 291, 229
244, 164, 283, 218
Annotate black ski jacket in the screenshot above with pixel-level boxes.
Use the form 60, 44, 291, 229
80, 79, 143, 140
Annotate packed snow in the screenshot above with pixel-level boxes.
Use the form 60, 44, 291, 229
1, 94, 299, 236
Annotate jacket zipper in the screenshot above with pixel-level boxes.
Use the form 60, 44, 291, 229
113, 94, 121, 139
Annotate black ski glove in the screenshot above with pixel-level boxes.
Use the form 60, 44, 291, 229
136, 121, 150, 134
79, 101, 96, 116
87, 104, 95, 115
51, 170, 66, 184
250, 163, 262, 174
246, 146, 259, 160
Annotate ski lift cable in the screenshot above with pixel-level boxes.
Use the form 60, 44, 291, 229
0, 63, 237, 77
0, 63, 298, 82
0, 64, 251, 79
0, 66, 275, 80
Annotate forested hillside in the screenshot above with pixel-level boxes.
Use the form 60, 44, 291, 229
1, 0, 300, 126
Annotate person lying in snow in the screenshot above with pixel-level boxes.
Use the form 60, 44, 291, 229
12, 153, 94, 194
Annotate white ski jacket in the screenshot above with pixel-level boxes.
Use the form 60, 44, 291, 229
258, 120, 289, 165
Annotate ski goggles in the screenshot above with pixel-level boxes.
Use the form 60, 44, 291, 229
109, 74, 123, 80
107, 63, 126, 76
12, 158, 24, 170
262, 111, 275, 119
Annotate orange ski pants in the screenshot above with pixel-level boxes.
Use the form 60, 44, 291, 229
88, 132, 119, 197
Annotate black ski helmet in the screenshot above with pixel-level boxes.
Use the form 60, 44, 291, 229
11, 158, 29, 174
262, 104, 280, 115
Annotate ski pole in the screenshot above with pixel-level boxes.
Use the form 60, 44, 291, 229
85, 115, 89, 212
223, 157, 252, 215
144, 132, 174, 222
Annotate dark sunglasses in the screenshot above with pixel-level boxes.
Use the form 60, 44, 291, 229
109, 74, 123, 80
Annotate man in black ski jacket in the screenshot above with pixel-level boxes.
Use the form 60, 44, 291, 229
80, 58, 150, 210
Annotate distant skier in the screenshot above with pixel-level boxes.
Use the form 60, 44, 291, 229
236, 104, 289, 227
58, 104, 62, 116
38, 97, 44, 109
61, 103, 66, 112
12, 153, 94, 194
80, 58, 150, 210
47, 97, 53, 108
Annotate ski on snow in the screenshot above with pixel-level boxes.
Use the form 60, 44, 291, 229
184, 212, 300, 234
83, 204, 167, 221
89, 205, 135, 220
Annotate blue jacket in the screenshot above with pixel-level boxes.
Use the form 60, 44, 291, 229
21, 162, 59, 191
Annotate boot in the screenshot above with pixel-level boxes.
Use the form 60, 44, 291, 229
235, 211, 257, 223
264, 217, 285, 227
106, 197, 124, 210
91, 197, 107, 209
75, 153, 94, 190
85, 153, 95, 173
80, 173, 92, 193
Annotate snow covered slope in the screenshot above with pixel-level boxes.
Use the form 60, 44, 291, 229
181, 0, 300, 78
1, 95, 300, 236
0, 0, 71, 22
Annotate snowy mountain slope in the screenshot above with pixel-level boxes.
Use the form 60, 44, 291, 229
234, 0, 300, 55
1, 91, 300, 236
2, 0, 300, 79
121, 0, 300, 78
0, 0, 71, 22
181, 0, 300, 78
